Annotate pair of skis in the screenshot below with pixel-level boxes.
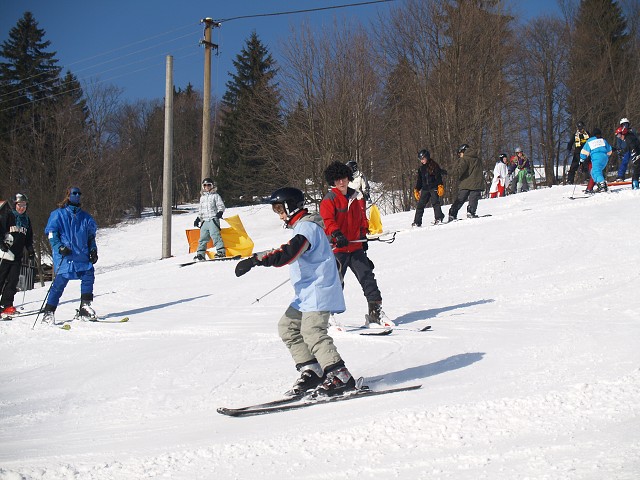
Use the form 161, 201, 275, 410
50, 316, 130, 330
179, 255, 242, 267
332, 324, 432, 336
217, 381, 422, 417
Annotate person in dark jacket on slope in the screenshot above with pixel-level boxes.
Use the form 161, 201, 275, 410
0, 194, 35, 317
448, 144, 485, 221
615, 125, 640, 190
412, 149, 446, 227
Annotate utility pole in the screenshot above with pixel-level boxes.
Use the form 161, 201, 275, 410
200, 18, 220, 182
162, 55, 174, 259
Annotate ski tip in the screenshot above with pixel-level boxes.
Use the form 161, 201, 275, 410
360, 328, 393, 336
120, 317, 129, 322
60, 324, 71, 330
419, 325, 432, 331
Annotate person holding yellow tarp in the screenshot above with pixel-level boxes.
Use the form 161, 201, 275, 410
193, 178, 225, 261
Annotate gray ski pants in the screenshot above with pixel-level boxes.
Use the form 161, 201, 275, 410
277, 306, 342, 371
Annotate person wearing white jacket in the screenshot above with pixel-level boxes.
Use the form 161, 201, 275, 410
193, 178, 226, 260
489, 154, 509, 198
346, 160, 371, 202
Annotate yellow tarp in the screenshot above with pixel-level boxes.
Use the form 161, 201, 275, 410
368, 204, 383, 235
185, 214, 254, 258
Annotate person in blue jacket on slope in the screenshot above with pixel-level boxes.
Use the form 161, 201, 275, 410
42, 186, 98, 325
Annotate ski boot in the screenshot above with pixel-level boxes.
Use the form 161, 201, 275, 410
313, 363, 356, 397
214, 251, 226, 258
411, 222, 422, 227
365, 301, 383, 327
447, 214, 456, 223
596, 181, 608, 193
467, 211, 479, 219
193, 253, 206, 261
75, 300, 98, 321
285, 361, 324, 397
1, 305, 17, 319
633, 180, 639, 190
41, 305, 56, 325
365, 301, 394, 328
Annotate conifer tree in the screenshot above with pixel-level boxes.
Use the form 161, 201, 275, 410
0, 12, 62, 114
0, 12, 89, 256
216, 31, 282, 202
567, 0, 630, 132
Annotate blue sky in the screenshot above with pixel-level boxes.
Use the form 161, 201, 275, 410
0, 1, 562, 103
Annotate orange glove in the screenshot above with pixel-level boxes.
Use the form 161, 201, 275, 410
437, 184, 444, 197
413, 189, 420, 201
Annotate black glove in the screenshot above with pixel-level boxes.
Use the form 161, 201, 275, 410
59, 246, 72, 256
235, 255, 259, 277
0, 242, 7, 252
216, 211, 223, 219
89, 250, 98, 264
332, 230, 349, 248
194, 217, 202, 228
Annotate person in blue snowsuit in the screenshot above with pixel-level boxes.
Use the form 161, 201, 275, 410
580, 128, 612, 192
42, 187, 98, 325
234, 187, 357, 398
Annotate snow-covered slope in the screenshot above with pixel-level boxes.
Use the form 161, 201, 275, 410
1, 185, 639, 480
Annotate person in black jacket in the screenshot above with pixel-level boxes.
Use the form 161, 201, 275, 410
615, 126, 640, 190
567, 121, 590, 184
1, 194, 34, 318
412, 149, 446, 226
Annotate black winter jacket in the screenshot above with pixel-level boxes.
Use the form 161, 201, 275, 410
415, 160, 445, 191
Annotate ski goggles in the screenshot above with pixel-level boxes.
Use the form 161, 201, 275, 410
203, 183, 213, 187
70, 190, 82, 197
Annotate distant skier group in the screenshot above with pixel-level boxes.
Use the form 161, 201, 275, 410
566, 117, 638, 192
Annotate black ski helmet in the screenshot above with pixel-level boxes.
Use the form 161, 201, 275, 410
268, 187, 305, 221
498, 153, 508, 161
13, 193, 28, 205
202, 177, 215, 186
457, 144, 469, 154
418, 149, 430, 160
577, 121, 585, 129
345, 160, 358, 173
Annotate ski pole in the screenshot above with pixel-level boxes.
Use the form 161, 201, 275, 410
19, 258, 33, 310
251, 278, 289, 305
32, 256, 63, 329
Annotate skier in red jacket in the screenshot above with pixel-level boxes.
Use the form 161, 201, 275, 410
320, 161, 389, 327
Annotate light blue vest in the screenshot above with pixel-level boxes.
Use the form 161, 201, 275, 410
288, 216, 345, 314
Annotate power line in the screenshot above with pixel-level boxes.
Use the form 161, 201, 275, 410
215, 0, 398, 23
0, 23, 200, 104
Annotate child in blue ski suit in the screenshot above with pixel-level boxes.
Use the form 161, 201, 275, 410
580, 128, 612, 192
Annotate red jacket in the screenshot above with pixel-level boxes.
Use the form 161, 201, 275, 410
319, 187, 368, 253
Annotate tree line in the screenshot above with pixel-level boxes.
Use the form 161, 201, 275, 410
1, 0, 639, 266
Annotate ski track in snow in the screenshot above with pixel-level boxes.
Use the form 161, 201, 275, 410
1, 186, 640, 479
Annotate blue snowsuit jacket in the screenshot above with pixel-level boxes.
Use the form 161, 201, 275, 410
45, 204, 97, 277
